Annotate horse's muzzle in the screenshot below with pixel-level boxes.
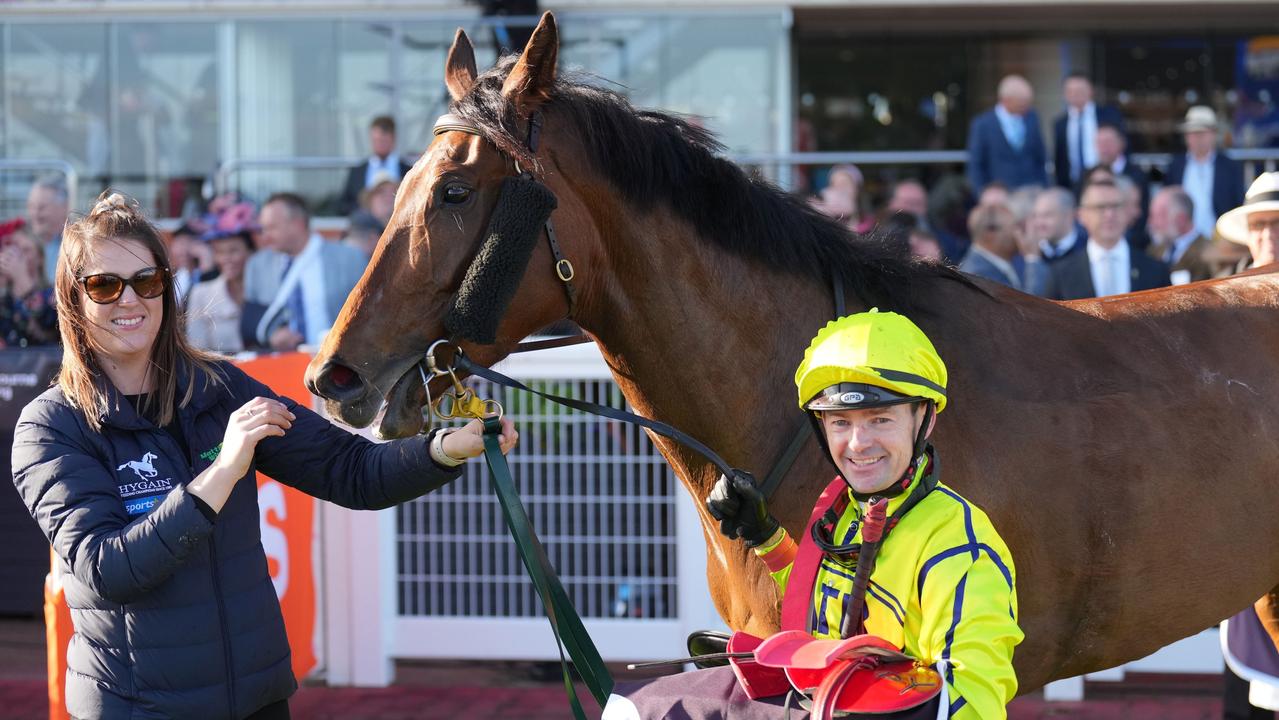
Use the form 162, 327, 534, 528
305, 358, 380, 428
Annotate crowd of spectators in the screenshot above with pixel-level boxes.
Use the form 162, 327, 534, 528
1, 76, 1271, 358
804, 72, 1262, 307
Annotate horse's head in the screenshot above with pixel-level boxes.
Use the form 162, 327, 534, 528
306, 13, 600, 438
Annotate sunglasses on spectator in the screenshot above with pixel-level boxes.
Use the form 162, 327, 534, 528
77, 267, 168, 304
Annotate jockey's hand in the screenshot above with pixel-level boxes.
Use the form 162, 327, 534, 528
706, 470, 779, 547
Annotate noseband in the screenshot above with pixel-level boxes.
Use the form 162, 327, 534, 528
432, 110, 578, 318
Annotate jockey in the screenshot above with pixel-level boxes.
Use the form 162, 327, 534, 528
603, 310, 1022, 719
721, 309, 1022, 718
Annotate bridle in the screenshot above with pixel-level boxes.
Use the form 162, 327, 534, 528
431, 109, 580, 322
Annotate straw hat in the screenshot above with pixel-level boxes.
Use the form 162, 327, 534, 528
1178, 105, 1219, 133
1216, 172, 1279, 245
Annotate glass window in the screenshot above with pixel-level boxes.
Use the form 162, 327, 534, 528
234, 20, 344, 212
560, 14, 786, 156
5, 23, 108, 211
109, 22, 220, 216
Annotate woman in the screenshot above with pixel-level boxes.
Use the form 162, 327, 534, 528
186, 229, 253, 354
0, 218, 59, 347
809, 164, 873, 234
11, 192, 517, 720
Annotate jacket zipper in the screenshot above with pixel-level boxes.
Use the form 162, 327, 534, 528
178, 413, 238, 720
158, 416, 238, 720
209, 537, 237, 719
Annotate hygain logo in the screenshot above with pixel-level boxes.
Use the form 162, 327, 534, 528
116, 450, 173, 516
117, 451, 159, 481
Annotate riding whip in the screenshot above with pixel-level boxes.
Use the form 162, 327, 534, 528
839, 496, 888, 639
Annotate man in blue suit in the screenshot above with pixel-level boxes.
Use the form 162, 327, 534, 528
967, 74, 1048, 195
1053, 74, 1126, 189
1165, 106, 1246, 240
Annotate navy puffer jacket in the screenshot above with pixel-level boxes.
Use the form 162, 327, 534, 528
12, 360, 460, 720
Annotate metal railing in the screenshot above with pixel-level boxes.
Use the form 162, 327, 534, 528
214, 156, 360, 198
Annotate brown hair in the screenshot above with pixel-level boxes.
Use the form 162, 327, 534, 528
56, 192, 224, 430
370, 115, 396, 134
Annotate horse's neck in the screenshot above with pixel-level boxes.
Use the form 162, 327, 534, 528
579, 208, 843, 496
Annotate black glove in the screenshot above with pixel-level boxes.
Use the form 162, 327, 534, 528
705, 470, 779, 547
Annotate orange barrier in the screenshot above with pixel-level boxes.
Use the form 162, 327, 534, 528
235, 352, 319, 681
45, 353, 320, 719
44, 551, 70, 720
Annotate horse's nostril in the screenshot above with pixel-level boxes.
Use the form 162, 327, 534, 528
328, 363, 358, 391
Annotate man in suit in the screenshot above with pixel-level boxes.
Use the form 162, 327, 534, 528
1147, 186, 1214, 284
959, 201, 1049, 294
1165, 106, 1246, 241
245, 192, 368, 351
966, 75, 1048, 194
1053, 74, 1126, 189
1042, 178, 1170, 300
1029, 186, 1084, 263
338, 115, 415, 215
1096, 123, 1149, 234
25, 174, 69, 286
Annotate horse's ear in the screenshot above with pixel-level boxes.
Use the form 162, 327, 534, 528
445, 28, 477, 102
501, 12, 558, 111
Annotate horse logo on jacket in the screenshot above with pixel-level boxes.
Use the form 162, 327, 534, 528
117, 451, 159, 481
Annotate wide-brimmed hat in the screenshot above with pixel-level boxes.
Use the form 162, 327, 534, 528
1178, 105, 1219, 133
1217, 172, 1279, 245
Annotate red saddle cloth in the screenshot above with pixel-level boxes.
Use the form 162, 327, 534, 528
725, 479, 942, 718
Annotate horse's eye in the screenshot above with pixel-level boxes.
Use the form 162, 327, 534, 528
443, 184, 472, 205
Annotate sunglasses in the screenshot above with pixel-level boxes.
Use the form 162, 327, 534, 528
77, 267, 168, 304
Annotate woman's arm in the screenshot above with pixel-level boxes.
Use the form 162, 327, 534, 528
11, 402, 214, 604
243, 375, 515, 509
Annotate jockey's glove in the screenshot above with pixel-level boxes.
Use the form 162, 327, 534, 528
706, 470, 779, 547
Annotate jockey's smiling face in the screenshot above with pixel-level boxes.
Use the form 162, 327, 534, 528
821, 403, 932, 495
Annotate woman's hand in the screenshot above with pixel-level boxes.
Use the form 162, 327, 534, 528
214, 397, 295, 478
0, 243, 36, 298
441, 417, 519, 460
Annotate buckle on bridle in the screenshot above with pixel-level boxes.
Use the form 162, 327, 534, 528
555, 258, 575, 282
419, 339, 504, 424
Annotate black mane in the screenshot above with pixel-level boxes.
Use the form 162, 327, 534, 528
450, 56, 966, 313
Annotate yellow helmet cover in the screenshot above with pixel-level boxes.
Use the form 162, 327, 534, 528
794, 309, 948, 413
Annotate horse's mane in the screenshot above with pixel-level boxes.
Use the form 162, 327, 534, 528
451, 56, 969, 313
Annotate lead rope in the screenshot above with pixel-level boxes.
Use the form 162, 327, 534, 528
479, 416, 613, 718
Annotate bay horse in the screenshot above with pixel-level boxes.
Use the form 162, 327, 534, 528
306, 13, 1279, 693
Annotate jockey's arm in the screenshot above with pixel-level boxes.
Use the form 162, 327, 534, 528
916, 548, 1023, 719
753, 527, 797, 592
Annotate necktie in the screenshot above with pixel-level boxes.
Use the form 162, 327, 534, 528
283, 257, 308, 340
1072, 113, 1084, 181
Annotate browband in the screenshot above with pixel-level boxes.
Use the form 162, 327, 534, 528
434, 113, 482, 137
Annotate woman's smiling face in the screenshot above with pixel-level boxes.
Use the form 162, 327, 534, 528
79, 238, 165, 366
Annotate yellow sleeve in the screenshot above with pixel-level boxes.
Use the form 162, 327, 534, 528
753, 527, 796, 593
917, 540, 1023, 719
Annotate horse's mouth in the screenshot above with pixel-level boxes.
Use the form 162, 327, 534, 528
374, 364, 437, 440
